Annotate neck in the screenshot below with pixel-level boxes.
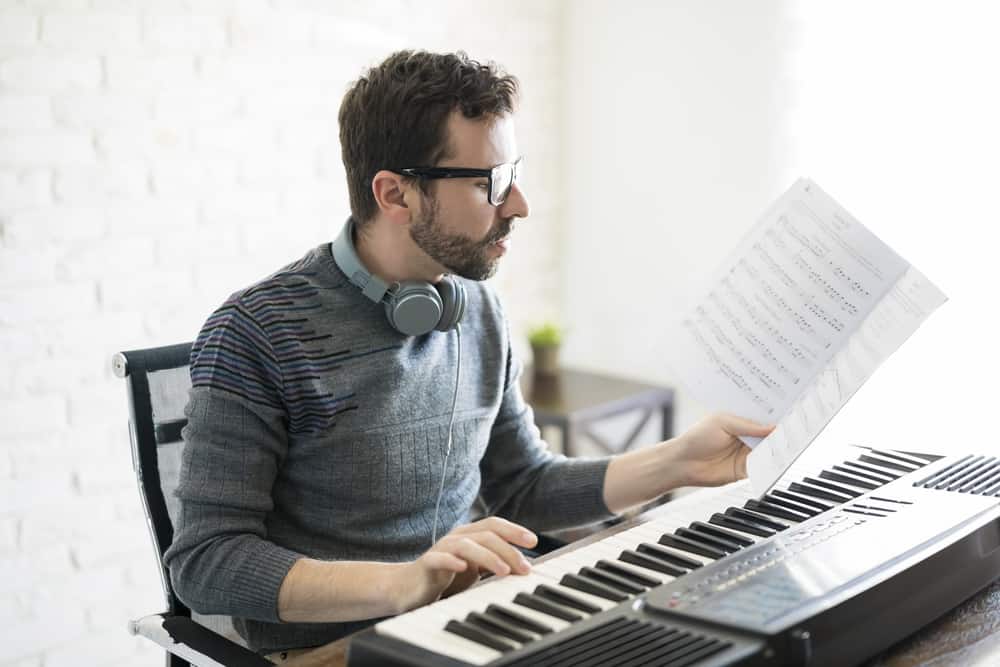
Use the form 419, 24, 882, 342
353, 217, 445, 285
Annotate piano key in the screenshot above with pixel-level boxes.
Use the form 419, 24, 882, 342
763, 493, 821, 517
636, 542, 704, 570
789, 481, 853, 504
560, 573, 629, 602
841, 460, 900, 481
859, 453, 918, 473
744, 499, 809, 523
674, 526, 742, 553
577, 566, 646, 595
513, 591, 584, 622
870, 448, 930, 468
688, 520, 755, 547
444, 619, 516, 653
484, 603, 552, 635
709, 512, 776, 538
819, 469, 879, 491
726, 507, 789, 531
377, 614, 502, 665
465, 611, 535, 644
618, 548, 685, 577
802, 476, 863, 498
831, 464, 892, 485
657, 533, 727, 560
770, 488, 833, 512
534, 584, 602, 614
594, 559, 662, 587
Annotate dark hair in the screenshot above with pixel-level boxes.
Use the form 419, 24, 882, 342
338, 50, 519, 225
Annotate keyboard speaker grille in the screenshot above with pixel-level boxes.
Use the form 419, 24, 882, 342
914, 455, 1000, 495
505, 616, 731, 667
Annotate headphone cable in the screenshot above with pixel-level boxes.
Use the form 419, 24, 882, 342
431, 323, 461, 546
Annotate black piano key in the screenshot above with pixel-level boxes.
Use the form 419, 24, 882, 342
444, 619, 515, 653
689, 520, 755, 547
803, 476, 862, 498
465, 611, 534, 644
620, 549, 687, 577
675, 526, 741, 553
594, 559, 661, 587
763, 493, 821, 517
820, 469, 879, 490
485, 603, 552, 635
859, 453, 917, 473
745, 498, 809, 523
842, 460, 900, 480
534, 584, 601, 614
789, 481, 852, 503
560, 573, 629, 602
709, 512, 775, 538
512, 591, 583, 622
771, 488, 833, 512
832, 463, 892, 485
578, 566, 646, 595
726, 507, 788, 531
871, 448, 928, 468
636, 542, 702, 570
659, 533, 726, 559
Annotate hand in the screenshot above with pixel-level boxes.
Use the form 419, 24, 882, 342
397, 517, 537, 612
673, 413, 775, 487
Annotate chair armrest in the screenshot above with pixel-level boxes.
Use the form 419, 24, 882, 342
130, 613, 272, 667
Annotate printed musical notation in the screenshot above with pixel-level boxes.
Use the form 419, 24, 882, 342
665, 179, 947, 494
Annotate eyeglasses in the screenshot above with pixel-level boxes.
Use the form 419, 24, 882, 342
391, 156, 523, 206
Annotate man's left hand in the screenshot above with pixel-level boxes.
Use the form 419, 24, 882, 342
671, 413, 775, 487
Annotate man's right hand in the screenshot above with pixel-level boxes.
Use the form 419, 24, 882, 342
396, 517, 538, 612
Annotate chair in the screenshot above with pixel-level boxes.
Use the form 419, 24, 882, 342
113, 343, 272, 667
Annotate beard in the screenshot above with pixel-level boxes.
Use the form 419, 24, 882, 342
409, 196, 513, 281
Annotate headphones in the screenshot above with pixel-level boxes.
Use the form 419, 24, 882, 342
331, 218, 467, 336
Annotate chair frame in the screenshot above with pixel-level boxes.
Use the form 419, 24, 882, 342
115, 343, 271, 667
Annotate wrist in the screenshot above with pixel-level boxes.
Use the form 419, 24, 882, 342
385, 561, 418, 615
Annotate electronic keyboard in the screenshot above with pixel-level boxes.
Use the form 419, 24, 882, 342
347, 448, 1000, 666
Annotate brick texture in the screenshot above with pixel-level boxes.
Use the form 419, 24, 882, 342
0, 2, 565, 664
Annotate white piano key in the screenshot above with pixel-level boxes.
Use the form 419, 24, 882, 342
377, 614, 501, 665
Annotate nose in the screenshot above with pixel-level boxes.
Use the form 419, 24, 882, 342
500, 181, 530, 220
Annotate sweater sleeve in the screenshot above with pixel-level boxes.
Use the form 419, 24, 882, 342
163, 299, 303, 623
478, 339, 616, 532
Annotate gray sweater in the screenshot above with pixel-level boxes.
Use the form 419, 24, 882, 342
163, 242, 614, 653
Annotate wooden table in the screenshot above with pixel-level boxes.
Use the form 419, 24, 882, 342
519, 367, 675, 457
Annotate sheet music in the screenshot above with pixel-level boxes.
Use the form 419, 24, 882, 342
665, 179, 947, 494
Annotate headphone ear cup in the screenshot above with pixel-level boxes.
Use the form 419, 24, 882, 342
385, 282, 444, 336
435, 277, 466, 332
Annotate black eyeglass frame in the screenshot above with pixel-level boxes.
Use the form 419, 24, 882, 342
390, 156, 523, 206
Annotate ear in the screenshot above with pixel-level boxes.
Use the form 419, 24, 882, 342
371, 170, 412, 225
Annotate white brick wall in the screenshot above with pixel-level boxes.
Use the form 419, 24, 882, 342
0, 1, 565, 664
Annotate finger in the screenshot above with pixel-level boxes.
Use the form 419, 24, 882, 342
719, 414, 775, 438
448, 537, 513, 577
423, 551, 467, 573
466, 530, 532, 575
734, 446, 750, 479
462, 516, 538, 549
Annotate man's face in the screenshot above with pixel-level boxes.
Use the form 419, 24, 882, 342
408, 112, 530, 281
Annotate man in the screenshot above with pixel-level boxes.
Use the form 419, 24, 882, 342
164, 50, 772, 656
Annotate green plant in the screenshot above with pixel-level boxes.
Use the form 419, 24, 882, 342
527, 322, 563, 348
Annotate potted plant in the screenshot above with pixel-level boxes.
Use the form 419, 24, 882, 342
527, 322, 563, 377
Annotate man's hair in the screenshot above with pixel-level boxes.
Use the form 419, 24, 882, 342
339, 50, 519, 225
